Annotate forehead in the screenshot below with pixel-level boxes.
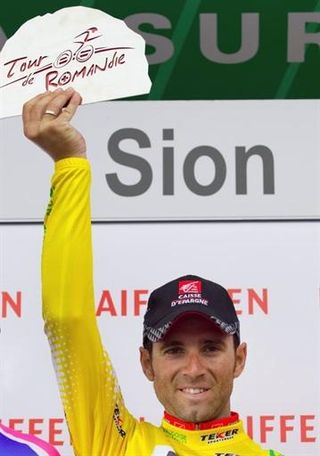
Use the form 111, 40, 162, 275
162, 314, 226, 343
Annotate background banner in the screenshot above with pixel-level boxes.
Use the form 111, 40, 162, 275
1, 100, 320, 222
1, 0, 320, 100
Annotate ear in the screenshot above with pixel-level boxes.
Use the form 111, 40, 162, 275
233, 342, 247, 379
139, 346, 155, 381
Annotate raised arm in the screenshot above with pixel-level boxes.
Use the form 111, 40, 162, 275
23, 89, 135, 455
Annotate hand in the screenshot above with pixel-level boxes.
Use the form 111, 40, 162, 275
23, 87, 87, 161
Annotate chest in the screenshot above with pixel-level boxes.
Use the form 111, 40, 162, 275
124, 424, 266, 456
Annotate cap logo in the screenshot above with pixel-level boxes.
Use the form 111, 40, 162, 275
179, 280, 202, 294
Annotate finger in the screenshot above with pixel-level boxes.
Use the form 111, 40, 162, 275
43, 87, 77, 120
23, 89, 65, 139
32, 88, 73, 121
23, 91, 50, 124
26, 89, 63, 122
23, 91, 54, 138
58, 91, 82, 122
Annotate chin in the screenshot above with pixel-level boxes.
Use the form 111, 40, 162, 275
178, 408, 212, 423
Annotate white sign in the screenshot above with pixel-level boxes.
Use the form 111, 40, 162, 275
0, 6, 151, 118
0, 100, 319, 222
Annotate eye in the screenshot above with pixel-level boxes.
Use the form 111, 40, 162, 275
202, 344, 219, 353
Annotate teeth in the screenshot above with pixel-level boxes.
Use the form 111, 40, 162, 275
181, 388, 207, 394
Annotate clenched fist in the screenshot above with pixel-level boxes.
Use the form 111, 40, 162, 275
23, 87, 87, 161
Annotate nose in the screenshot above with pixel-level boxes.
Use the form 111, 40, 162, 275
182, 351, 206, 377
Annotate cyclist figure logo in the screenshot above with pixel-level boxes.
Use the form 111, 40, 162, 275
54, 27, 102, 68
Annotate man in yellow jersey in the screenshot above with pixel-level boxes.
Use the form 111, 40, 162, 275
23, 88, 283, 456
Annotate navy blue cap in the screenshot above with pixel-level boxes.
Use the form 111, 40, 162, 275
143, 274, 240, 345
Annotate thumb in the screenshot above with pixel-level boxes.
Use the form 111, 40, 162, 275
59, 91, 82, 122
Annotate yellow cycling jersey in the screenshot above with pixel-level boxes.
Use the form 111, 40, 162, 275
42, 158, 283, 456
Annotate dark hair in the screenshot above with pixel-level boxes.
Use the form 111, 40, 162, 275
143, 337, 153, 352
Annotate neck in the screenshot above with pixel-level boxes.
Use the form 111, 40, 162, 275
163, 411, 239, 431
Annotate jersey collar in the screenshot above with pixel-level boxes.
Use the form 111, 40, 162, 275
163, 411, 239, 431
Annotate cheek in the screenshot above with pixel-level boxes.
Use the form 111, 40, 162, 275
213, 356, 237, 383
152, 359, 176, 391
152, 365, 174, 408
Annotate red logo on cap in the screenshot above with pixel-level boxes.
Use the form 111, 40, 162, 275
179, 280, 202, 293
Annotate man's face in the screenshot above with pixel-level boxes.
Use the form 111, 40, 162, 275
140, 315, 246, 423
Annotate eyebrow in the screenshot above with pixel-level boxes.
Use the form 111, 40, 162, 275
161, 340, 183, 348
161, 338, 225, 348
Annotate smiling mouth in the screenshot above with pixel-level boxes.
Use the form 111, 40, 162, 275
179, 388, 209, 395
